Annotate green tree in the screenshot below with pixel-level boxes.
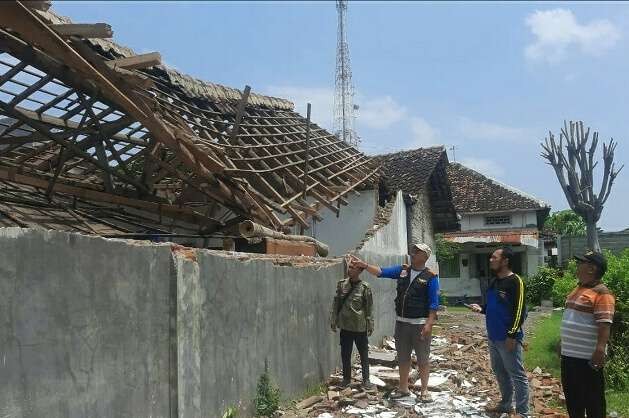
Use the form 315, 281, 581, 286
543, 210, 586, 236
434, 233, 461, 263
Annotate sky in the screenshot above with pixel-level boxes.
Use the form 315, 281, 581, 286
53, 1, 628, 231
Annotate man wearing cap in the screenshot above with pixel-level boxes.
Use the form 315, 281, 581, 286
560, 251, 615, 418
350, 243, 439, 402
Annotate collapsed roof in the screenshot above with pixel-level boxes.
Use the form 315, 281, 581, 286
0, 1, 378, 238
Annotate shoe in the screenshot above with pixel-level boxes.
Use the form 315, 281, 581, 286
361, 381, 376, 391
340, 379, 351, 387
484, 401, 514, 414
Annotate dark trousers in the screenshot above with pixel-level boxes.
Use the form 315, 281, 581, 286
561, 356, 606, 418
340, 329, 369, 382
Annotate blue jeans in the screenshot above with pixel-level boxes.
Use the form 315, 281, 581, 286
488, 339, 530, 416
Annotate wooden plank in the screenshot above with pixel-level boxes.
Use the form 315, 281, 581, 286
265, 237, 316, 257
51, 23, 113, 39
106, 52, 162, 70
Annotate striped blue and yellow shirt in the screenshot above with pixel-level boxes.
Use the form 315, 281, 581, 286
481, 273, 526, 341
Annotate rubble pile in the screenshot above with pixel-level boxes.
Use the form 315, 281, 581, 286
284, 311, 568, 418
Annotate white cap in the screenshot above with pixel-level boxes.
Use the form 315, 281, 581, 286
411, 243, 432, 259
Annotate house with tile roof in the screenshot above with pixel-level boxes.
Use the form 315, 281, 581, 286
441, 162, 550, 301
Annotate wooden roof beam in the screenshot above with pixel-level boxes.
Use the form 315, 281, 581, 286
106, 52, 162, 70
52, 23, 113, 39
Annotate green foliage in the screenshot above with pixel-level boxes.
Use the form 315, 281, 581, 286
435, 233, 461, 263
254, 360, 281, 417
544, 209, 586, 236
439, 291, 448, 307
222, 406, 239, 418
551, 261, 577, 307
525, 266, 561, 306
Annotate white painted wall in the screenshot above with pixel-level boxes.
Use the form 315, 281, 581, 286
359, 190, 408, 258
460, 211, 538, 231
308, 189, 378, 256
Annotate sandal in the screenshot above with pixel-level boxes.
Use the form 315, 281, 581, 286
419, 391, 433, 403
388, 389, 411, 399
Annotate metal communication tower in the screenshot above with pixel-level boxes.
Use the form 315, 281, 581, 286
333, 0, 359, 147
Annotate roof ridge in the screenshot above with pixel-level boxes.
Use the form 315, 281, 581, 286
451, 162, 548, 208
375, 145, 445, 158
34, 8, 294, 110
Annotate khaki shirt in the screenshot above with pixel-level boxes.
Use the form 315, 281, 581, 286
330, 279, 374, 333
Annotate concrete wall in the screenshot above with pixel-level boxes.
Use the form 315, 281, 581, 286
407, 187, 438, 272
308, 190, 378, 256
558, 231, 629, 265
175, 250, 344, 415
460, 211, 538, 231
356, 190, 408, 344
0, 228, 172, 418
440, 277, 481, 298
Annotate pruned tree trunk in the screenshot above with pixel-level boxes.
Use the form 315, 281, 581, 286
541, 121, 623, 252
585, 214, 601, 252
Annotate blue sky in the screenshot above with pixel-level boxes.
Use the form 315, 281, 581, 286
54, 1, 628, 231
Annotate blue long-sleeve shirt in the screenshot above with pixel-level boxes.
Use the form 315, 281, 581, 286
379, 265, 440, 311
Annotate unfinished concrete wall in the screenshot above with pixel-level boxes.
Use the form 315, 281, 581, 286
0, 228, 172, 418
408, 187, 438, 272
357, 190, 408, 344
175, 250, 343, 415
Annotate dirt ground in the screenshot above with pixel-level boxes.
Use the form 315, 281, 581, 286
282, 308, 567, 418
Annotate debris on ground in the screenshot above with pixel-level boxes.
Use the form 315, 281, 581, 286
283, 310, 568, 418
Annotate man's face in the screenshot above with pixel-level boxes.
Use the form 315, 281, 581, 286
409, 247, 428, 265
348, 264, 363, 280
576, 261, 598, 285
489, 249, 505, 273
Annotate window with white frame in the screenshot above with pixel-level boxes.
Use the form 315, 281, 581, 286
485, 214, 511, 225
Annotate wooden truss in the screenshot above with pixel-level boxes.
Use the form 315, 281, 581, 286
0, 1, 378, 237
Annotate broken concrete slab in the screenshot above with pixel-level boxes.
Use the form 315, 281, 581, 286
369, 351, 397, 366
295, 395, 323, 409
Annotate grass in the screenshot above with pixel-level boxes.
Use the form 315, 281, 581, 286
444, 305, 471, 313
524, 311, 562, 376
525, 311, 629, 417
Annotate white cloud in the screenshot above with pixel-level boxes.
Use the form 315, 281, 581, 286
460, 158, 505, 179
356, 96, 407, 129
408, 116, 440, 147
525, 9, 620, 64
264, 85, 334, 129
264, 86, 409, 133
458, 117, 530, 142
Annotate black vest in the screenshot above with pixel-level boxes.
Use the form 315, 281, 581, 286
394, 267, 435, 319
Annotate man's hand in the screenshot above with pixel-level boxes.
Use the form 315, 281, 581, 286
331, 324, 337, 333
591, 348, 606, 370
368, 328, 373, 337
505, 337, 516, 352
469, 303, 483, 313
420, 324, 433, 340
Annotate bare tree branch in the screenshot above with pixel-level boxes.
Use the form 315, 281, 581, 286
541, 120, 624, 251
